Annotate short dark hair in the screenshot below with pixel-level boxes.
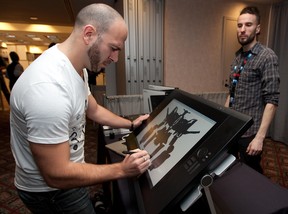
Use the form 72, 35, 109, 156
240, 6, 261, 24
9, 51, 19, 62
75, 3, 123, 35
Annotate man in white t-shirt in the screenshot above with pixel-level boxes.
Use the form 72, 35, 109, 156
10, 3, 150, 213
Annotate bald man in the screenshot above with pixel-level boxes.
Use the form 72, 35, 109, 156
10, 4, 150, 213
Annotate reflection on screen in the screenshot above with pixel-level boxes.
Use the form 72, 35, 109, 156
136, 99, 216, 187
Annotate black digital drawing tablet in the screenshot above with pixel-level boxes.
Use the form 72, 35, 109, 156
126, 89, 253, 214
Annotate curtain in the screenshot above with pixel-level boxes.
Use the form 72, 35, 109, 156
268, 1, 288, 145
103, 92, 228, 117
104, 95, 144, 116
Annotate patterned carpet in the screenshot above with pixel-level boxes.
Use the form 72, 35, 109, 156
0, 110, 100, 214
261, 138, 288, 188
0, 110, 288, 213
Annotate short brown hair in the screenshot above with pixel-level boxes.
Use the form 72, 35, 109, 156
240, 6, 261, 24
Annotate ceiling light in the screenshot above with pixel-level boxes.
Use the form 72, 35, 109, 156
31, 37, 43, 41
26, 34, 37, 38
45, 35, 60, 42
6, 34, 16, 38
30, 17, 38, 21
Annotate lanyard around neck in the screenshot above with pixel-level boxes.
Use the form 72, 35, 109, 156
229, 51, 253, 107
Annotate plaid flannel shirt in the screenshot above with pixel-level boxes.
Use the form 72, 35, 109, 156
229, 42, 280, 137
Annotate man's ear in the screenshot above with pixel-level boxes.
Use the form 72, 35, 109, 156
83, 25, 96, 44
256, 24, 261, 35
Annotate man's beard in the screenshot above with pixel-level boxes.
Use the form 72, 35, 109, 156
237, 31, 256, 46
88, 39, 101, 72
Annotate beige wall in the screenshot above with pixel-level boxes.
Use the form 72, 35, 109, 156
164, 0, 271, 94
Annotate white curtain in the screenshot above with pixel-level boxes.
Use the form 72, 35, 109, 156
268, 1, 288, 145
104, 95, 144, 116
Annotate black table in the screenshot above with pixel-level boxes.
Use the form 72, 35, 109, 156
97, 126, 139, 214
210, 162, 288, 214
99, 127, 288, 214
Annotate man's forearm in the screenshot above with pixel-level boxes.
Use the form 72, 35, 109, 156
255, 103, 277, 140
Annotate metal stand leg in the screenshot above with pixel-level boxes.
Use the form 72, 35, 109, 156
201, 175, 217, 214
180, 154, 236, 213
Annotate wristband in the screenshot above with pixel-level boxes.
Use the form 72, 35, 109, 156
129, 121, 134, 131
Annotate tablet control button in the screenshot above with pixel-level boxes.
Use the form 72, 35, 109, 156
197, 147, 208, 158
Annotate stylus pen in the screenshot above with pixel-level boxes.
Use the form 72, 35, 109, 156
122, 150, 152, 158
122, 150, 137, 155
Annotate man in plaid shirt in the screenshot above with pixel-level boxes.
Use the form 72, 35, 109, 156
225, 6, 280, 173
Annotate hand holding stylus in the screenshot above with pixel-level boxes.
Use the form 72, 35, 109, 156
121, 149, 151, 176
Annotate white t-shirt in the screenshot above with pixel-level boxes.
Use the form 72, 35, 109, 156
10, 45, 90, 192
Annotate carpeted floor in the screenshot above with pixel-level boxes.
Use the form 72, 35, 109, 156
0, 110, 101, 213
261, 138, 288, 188
1, 109, 288, 213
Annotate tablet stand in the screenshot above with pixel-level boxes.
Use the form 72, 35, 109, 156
180, 154, 236, 213
201, 174, 216, 214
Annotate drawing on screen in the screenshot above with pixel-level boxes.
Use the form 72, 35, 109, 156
137, 99, 216, 186
139, 106, 200, 170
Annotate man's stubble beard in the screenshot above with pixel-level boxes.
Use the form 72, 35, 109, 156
237, 30, 257, 47
88, 38, 101, 72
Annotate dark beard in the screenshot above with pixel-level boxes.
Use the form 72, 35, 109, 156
88, 39, 101, 72
237, 32, 256, 46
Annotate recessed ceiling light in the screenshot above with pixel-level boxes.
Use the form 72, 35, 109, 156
45, 35, 60, 42
32, 37, 43, 41
30, 16, 38, 21
6, 34, 16, 38
26, 34, 37, 38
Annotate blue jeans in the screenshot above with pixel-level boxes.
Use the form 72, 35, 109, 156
17, 187, 96, 214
